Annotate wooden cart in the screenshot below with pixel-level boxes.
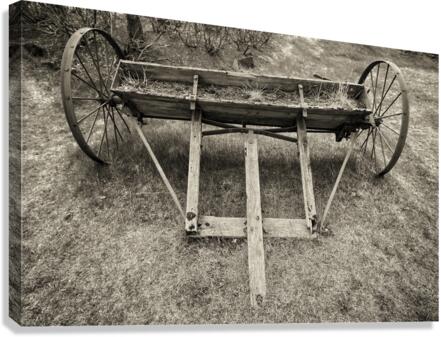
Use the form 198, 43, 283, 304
61, 28, 410, 306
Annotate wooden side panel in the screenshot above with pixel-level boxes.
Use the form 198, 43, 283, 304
193, 216, 314, 239
113, 90, 370, 129
185, 109, 202, 232
297, 115, 317, 231
117, 60, 364, 97
245, 131, 266, 306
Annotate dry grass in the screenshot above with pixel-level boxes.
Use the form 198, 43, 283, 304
18, 32, 438, 325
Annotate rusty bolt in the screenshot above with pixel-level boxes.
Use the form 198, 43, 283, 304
186, 212, 196, 221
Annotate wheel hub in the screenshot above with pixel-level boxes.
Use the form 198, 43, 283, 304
109, 94, 122, 107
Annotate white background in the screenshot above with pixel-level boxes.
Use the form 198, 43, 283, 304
0, 0, 440, 335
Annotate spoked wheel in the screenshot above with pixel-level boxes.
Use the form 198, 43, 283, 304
61, 28, 130, 164
357, 60, 410, 176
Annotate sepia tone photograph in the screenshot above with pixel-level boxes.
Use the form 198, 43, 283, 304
8, 0, 438, 326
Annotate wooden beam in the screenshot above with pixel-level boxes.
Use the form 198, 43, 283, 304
132, 120, 185, 220
298, 84, 307, 118
189, 216, 315, 239
201, 127, 297, 143
112, 89, 370, 129
321, 132, 359, 227
296, 114, 318, 232
185, 108, 202, 232
245, 131, 266, 307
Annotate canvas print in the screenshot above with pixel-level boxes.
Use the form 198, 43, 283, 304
9, 0, 438, 325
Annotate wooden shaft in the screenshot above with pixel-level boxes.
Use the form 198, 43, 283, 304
321, 133, 359, 227
132, 120, 185, 220
185, 109, 202, 232
296, 114, 317, 232
245, 131, 266, 307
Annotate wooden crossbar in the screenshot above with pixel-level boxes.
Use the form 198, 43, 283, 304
188, 216, 315, 239
202, 127, 298, 143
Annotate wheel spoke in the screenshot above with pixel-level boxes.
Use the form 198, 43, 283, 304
104, 107, 110, 159
373, 64, 380, 114
114, 106, 131, 133
373, 129, 378, 170
84, 35, 109, 96
378, 128, 387, 168
380, 112, 403, 119
375, 74, 397, 116
375, 64, 389, 116
93, 31, 109, 96
371, 128, 377, 160
381, 122, 400, 136
369, 71, 376, 112
86, 106, 101, 143
76, 101, 108, 125
378, 128, 394, 153
71, 71, 101, 96
104, 40, 114, 89
106, 105, 124, 144
74, 50, 102, 96
361, 128, 372, 154
380, 92, 402, 117
98, 108, 109, 157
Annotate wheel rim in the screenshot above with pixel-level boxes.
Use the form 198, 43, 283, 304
61, 28, 130, 164
357, 60, 409, 176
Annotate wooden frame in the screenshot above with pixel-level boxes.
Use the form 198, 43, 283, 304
129, 86, 323, 308
127, 71, 350, 307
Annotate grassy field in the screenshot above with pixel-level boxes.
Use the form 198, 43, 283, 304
18, 32, 438, 325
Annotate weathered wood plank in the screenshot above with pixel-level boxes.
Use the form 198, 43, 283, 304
296, 114, 317, 232
196, 216, 246, 237
245, 131, 266, 307
185, 109, 202, 232
113, 89, 370, 129
192, 216, 315, 239
321, 133, 359, 227
117, 60, 364, 97
298, 84, 307, 118
131, 119, 185, 220
264, 218, 313, 238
